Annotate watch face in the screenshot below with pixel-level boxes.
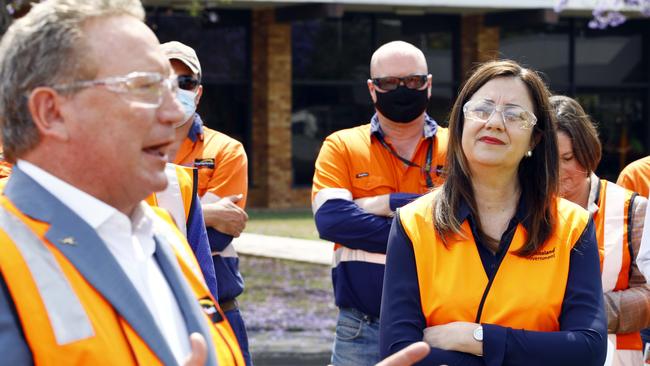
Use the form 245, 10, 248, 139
473, 326, 483, 341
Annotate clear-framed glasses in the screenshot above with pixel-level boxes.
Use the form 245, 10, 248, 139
50, 72, 178, 108
462, 99, 537, 129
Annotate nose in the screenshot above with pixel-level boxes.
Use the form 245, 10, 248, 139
483, 109, 505, 130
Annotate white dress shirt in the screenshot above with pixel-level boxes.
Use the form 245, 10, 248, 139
17, 160, 190, 364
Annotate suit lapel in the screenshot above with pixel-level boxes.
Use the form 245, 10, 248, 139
153, 233, 218, 365
4, 168, 177, 365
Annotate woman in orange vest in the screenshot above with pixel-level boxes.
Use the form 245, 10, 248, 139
379, 60, 607, 365
551, 95, 649, 366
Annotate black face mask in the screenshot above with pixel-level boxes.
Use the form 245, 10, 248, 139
374, 86, 429, 123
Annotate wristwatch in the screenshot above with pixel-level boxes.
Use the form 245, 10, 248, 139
473, 325, 483, 342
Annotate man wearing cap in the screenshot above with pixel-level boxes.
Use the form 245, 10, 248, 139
161, 40, 252, 365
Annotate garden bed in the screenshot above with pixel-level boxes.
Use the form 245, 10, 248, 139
238, 254, 336, 365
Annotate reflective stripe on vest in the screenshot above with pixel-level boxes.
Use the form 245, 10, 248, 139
152, 207, 246, 366
600, 182, 629, 292
0, 206, 94, 345
331, 245, 386, 268
400, 194, 588, 331
595, 181, 642, 353
154, 164, 190, 237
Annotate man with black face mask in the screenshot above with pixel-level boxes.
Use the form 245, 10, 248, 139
312, 40, 449, 366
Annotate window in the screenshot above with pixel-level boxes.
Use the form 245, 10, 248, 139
291, 14, 458, 186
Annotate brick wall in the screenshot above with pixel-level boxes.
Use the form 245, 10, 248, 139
249, 9, 311, 208
460, 15, 500, 81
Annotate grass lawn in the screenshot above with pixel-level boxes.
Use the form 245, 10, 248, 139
245, 209, 320, 241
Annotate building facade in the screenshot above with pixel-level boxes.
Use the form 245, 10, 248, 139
144, 0, 650, 208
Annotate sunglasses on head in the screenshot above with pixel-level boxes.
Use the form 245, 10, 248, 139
371, 75, 428, 91
177, 75, 200, 91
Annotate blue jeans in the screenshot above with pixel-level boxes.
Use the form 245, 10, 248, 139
225, 308, 252, 366
331, 308, 380, 366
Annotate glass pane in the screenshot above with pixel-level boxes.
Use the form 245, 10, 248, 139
576, 34, 646, 86
292, 84, 374, 186
149, 12, 249, 81
197, 83, 249, 148
376, 19, 454, 83
293, 16, 372, 81
576, 91, 646, 182
500, 29, 569, 88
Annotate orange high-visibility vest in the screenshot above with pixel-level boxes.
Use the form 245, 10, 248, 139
154, 206, 244, 366
399, 193, 588, 330
0, 196, 244, 365
593, 179, 642, 354
146, 163, 197, 236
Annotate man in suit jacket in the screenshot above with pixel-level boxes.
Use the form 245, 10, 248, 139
0, 0, 243, 364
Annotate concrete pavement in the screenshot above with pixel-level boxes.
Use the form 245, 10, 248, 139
232, 232, 333, 265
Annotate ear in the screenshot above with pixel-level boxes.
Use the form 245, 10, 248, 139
27, 87, 70, 141
427, 74, 432, 99
195, 84, 203, 106
367, 79, 377, 104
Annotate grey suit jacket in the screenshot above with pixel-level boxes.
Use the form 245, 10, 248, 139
0, 167, 218, 365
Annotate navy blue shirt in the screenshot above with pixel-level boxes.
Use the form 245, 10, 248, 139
379, 197, 607, 366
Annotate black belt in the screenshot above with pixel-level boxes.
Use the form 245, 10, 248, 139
219, 298, 239, 312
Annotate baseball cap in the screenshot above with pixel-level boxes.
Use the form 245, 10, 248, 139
160, 41, 202, 79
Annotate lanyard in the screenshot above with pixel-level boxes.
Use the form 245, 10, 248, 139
373, 132, 435, 189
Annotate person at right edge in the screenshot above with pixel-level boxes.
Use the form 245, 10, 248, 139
161, 41, 253, 365
551, 95, 650, 366
380, 60, 607, 365
312, 40, 449, 366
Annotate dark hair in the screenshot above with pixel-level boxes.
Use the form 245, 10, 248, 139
434, 59, 558, 257
550, 95, 601, 174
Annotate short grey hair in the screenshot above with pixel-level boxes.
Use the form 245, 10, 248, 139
0, 0, 145, 162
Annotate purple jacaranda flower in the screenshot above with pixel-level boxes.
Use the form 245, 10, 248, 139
557, 0, 649, 28
554, 0, 570, 12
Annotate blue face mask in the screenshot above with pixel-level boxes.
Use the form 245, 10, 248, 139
175, 89, 197, 127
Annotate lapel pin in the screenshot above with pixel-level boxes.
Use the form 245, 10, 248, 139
59, 237, 77, 246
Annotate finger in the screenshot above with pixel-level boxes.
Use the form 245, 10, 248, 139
227, 194, 243, 203
182, 332, 207, 366
376, 342, 430, 366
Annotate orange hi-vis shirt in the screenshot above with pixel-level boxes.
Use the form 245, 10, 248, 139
399, 193, 589, 331
174, 126, 248, 208
0, 197, 244, 365
312, 124, 447, 205
617, 156, 650, 198
311, 115, 448, 317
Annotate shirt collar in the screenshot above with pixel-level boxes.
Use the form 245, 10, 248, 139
187, 113, 204, 143
369, 113, 439, 139
16, 159, 116, 229
455, 193, 529, 228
